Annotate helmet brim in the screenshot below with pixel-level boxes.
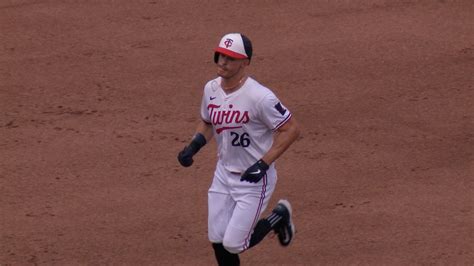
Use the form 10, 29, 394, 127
214, 47, 248, 63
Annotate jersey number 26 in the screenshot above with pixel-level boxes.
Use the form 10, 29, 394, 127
231, 132, 250, 147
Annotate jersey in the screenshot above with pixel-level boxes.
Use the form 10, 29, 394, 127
200, 76, 292, 174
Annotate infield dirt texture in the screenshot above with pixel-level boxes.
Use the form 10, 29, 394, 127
1, 0, 473, 265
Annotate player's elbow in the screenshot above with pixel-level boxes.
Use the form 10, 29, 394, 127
290, 118, 301, 141
276, 116, 300, 142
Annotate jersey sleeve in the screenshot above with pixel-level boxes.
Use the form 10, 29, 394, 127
200, 85, 211, 124
259, 93, 292, 131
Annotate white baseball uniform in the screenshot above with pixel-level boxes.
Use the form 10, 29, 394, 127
201, 76, 292, 253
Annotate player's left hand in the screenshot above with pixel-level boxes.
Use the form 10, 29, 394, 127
241, 159, 269, 183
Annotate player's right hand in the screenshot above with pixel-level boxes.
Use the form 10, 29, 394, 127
177, 133, 207, 167
177, 146, 194, 167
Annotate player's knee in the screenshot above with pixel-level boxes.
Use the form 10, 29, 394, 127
208, 227, 225, 244
222, 239, 244, 254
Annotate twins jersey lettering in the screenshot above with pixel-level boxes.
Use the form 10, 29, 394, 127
201, 77, 292, 173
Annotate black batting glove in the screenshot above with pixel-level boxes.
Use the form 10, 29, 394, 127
177, 146, 195, 167
177, 133, 207, 167
240, 159, 269, 183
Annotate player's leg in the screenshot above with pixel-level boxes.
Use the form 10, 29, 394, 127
208, 190, 235, 244
208, 191, 240, 265
208, 164, 240, 265
249, 199, 295, 247
212, 243, 240, 266
221, 170, 277, 253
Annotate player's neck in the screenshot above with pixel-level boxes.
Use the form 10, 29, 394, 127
221, 74, 247, 94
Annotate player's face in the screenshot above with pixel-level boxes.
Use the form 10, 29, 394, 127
216, 53, 249, 79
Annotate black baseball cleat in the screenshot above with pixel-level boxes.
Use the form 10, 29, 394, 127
272, 199, 295, 246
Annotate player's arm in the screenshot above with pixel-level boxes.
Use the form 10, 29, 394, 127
262, 117, 300, 165
177, 120, 214, 167
241, 117, 300, 183
195, 119, 214, 142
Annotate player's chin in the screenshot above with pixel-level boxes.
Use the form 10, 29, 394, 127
217, 68, 229, 77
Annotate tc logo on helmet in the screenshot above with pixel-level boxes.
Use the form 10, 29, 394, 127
224, 38, 233, 48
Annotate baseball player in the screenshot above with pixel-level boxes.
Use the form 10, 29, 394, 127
177, 33, 300, 265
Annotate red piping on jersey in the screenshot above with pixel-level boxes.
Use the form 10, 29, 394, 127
273, 113, 292, 131
243, 174, 267, 251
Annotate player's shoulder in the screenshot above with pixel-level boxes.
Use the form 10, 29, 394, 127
202, 77, 221, 95
247, 77, 273, 96
204, 77, 220, 87
245, 77, 277, 102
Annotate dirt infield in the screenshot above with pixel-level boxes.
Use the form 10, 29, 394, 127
1, 0, 472, 265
